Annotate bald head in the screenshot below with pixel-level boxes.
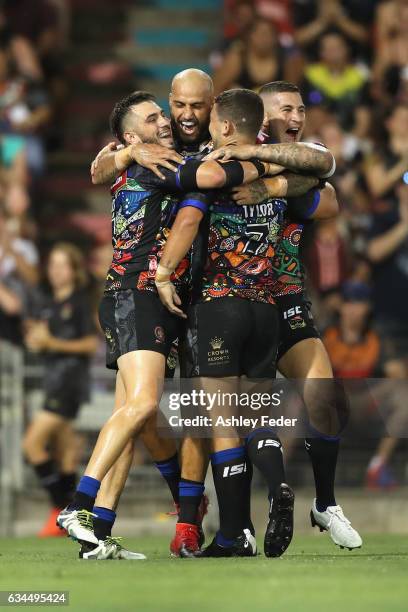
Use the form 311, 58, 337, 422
171, 68, 214, 98
170, 69, 214, 145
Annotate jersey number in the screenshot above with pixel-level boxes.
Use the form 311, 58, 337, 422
242, 222, 270, 255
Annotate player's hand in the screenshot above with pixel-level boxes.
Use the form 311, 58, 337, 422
131, 144, 184, 180
204, 144, 256, 162
231, 179, 270, 205
155, 281, 186, 318
25, 321, 52, 351
91, 141, 123, 177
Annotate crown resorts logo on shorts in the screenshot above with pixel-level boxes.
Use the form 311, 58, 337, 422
289, 316, 306, 330
208, 336, 230, 365
155, 326, 165, 344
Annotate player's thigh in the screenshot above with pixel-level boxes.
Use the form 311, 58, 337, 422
118, 349, 166, 403
23, 410, 66, 447
278, 337, 333, 379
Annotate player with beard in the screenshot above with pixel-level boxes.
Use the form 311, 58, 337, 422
89, 70, 217, 556
155, 88, 340, 558
57, 90, 268, 558
212, 81, 362, 551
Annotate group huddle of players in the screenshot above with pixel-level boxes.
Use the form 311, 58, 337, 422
55, 69, 362, 560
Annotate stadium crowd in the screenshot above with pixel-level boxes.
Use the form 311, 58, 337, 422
1, 0, 407, 540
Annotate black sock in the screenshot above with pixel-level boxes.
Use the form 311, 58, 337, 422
33, 460, 65, 508
59, 473, 77, 507
211, 446, 248, 541
68, 476, 101, 512
246, 429, 285, 509
242, 456, 255, 535
305, 437, 339, 511
154, 453, 180, 505
178, 479, 204, 525
93, 506, 116, 541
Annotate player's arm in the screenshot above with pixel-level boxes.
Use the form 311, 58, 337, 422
163, 158, 267, 192
231, 173, 319, 204
155, 194, 209, 318
25, 320, 98, 354
308, 182, 339, 219
91, 143, 184, 184
208, 143, 336, 179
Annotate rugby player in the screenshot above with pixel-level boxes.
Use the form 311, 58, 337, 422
56, 89, 270, 556
211, 81, 362, 550
155, 88, 335, 557
88, 70, 217, 557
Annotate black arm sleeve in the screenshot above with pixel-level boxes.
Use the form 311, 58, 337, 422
287, 188, 321, 220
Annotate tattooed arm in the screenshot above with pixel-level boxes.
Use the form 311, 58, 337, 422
231, 173, 319, 204
209, 143, 335, 178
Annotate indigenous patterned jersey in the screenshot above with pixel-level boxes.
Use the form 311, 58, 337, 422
199, 194, 287, 304
105, 163, 207, 293
271, 217, 306, 296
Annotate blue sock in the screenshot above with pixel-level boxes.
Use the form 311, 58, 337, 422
68, 476, 101, 511
154, 453, 180, 504
93, 506, 116, 540
178, 479, 205, 525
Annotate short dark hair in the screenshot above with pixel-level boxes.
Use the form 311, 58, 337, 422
110, 91, 156, 143
259, 81, 300, 96
214, 88, 264, 138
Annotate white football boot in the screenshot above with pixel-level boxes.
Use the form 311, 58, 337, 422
80, 537, 146, 560
56, 508, 98, 546
310, 500, 362, 550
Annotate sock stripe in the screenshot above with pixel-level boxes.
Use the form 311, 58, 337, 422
179, 482, 204, 497
93, 506, 116, 524
77, 476, 101, 498
210, 446, 245, 465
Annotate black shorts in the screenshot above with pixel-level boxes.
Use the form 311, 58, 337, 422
183, 297, 279, 378
99, 289, 183, 370
275, 293, 320, 362
43, 394, 81, 421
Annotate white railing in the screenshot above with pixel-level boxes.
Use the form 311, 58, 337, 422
0, 340, 24, 536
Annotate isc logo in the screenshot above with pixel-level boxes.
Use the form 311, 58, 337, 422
283, 306, 302, 319
223, 463, 247, 477
257, 439, 282, 450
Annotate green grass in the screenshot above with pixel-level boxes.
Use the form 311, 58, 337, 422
0, 535, 407, 611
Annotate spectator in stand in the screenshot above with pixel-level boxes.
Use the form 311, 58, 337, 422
293, 0, 377, 62
22, 242, 97, 537
364, 104, 408, 202
213, 18, 292, 94
307, 217, 351, 326
301, 31, 370, 134
323, 281, 380, 379
0, 201, 38, 344
0, 9, 43, 81
2, 0, 65, 81
0, 47, 51, 175
362, 177, 408, 490
372, 0, 408, 107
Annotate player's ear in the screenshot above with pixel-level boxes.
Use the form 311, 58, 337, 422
123, 131, 141, 145
222, 119, 231, 136
262, 113, 269, 132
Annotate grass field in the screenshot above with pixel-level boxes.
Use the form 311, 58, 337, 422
0, 534, 407, 611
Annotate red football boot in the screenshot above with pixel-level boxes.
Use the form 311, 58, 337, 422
170, 523, 199, 558
37, 507, 66, 538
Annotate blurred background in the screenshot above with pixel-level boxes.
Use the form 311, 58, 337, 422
0, 0, 407, 539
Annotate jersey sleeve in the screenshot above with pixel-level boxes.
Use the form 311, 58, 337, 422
287, 189, 321, 220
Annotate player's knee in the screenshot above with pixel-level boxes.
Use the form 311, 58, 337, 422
120, 397, 158, 430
